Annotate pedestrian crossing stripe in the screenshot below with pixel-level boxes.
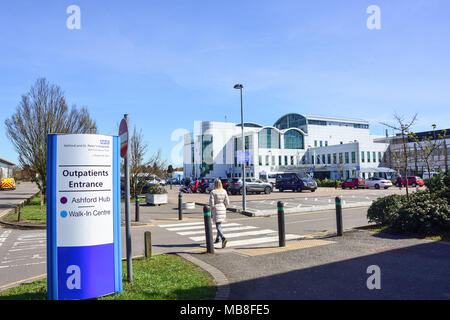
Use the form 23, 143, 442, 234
166, 223, 240, 232
158, 220, 303, 249
158, 222, 204, 228
177, 225, 258, 236
189, 229, 278, 242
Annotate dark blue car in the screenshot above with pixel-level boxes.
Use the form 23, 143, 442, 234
275, 172, 317, 192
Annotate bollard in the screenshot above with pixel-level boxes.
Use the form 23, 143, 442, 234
203, 205, 214, 254
178, 192, 183, 220
335, 196, 343, 236
135, 197, 140, 222
277, 201, 286, 247
144, 231, 152, 258
17, 204, 22, 222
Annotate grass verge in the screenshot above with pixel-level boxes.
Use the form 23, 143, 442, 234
3, 194, 46, 224
0, 254, 215, 300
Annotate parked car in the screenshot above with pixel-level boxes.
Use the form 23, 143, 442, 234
198, 178, 214, 193
402, 176, 425, 187
275, 172, 317, 192
341, 177, 366, 189
207, 178, 231, 193
229, 178, 273, 195
365, 177, 393, 189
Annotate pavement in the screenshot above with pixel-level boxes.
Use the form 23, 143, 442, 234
121, 199, 450, 300
1, 185, 449, 300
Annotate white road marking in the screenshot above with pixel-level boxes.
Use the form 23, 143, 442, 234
167, 223, 240, 231
177, 226, 257, 236
190, 229, 277, 242
159, 222, 204, 228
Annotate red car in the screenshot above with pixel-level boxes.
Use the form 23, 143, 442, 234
402, 176, 424, 187
342, 178, 366, 189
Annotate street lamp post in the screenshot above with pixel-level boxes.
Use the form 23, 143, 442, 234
234, 84, 246, 211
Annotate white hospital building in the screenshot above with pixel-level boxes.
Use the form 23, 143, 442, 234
183, 113, 395, 180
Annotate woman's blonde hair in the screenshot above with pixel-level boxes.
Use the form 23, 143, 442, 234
214, 178, 223, 190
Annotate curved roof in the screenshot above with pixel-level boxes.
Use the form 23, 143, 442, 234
235, 122, 263, 128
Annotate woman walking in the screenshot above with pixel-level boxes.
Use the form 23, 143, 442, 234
209, 178, 230, 248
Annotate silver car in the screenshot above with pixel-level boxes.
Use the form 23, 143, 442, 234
365, 177, 393, 189
229, 178, 273, 195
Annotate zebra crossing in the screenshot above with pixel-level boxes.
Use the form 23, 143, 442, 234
158, 221, 303, 248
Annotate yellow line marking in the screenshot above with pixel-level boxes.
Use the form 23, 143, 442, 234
0, 274, 47, 292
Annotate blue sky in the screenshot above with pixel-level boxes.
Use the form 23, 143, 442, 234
1, 0, 450, 166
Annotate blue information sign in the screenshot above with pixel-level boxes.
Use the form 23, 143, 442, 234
47, 134, 122, 300
237, 151, 251, 163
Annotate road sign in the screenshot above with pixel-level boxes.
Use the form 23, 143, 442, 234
356, 166, 361, 171
237, 151, 251, 163
46, 134, 122, 300
119, 119, 128, 158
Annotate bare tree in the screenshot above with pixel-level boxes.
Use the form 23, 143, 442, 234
380, 113, 418, 200
408, 124, 445, 177
127, 126, 167, 198
5, 78, 97, 208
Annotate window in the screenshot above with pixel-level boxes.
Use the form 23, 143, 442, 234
339, 153, 343, 164
291, 156, 294, 165
361, 151, 365, 163
259, 155, 262, 166
279, 156, 282, 166
258, 128, 280, 149
351, 152, 356, 163
378, 152, 382, 162
320, 141, 323, 147
285, 156, 288, 165
373, 152, 376, 163
265, 155, 269, 166
272, 155, 275, 165
322, 154, 326, 164
314, 140, 318, 147
284, 129, 304, 149
325, 141, 328, 146
345, 152, 349, 164
327, 154, 331, 164
311, 155, 315, 164
333, 153, 337, 164
367, 151, 370, 163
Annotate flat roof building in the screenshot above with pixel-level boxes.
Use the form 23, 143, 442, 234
183, 113, 393, 180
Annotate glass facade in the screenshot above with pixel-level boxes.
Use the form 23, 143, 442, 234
284, 129, 304, 149
258, 128, 280, 149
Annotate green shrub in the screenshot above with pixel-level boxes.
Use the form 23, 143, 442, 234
147, 185, 167, 194
367, 194, 406, 225
315, 179, 341, 188
389, 191, 450, 235
425, 171, 450, 204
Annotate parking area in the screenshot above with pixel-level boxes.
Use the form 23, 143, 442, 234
167, 185, 419, 216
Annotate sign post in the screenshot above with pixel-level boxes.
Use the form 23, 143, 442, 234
120, 115, 133, 283
46, 133, 122, 300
